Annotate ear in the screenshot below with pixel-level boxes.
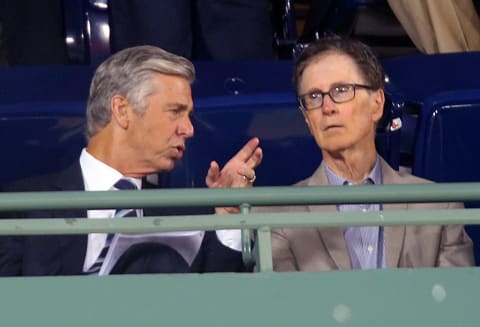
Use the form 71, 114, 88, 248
371, 89, 385, 124
111, 95, 131, 129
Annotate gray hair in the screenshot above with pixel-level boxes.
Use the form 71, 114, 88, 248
293, 36, 385, 94
85, 45, 195, 138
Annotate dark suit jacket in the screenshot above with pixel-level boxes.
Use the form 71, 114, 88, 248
0, 162, 244, 276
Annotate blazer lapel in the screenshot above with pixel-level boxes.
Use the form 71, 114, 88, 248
52, 162, 89, 271
383, 205, 406, 268
317, 223, 352, 270
307, 163, 352, 270
305, 159, 410, 269
381, 158, 407, 268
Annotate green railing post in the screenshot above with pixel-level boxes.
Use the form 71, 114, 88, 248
240, 203, 255, 269
2, 183, 480, 326
255, 226, 273, 272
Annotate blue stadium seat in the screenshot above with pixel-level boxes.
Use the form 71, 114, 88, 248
382, 52, 480, 102
382, 51, 480, 167
0, 65, 93, 182
0, 59, 402, 188
411, 89, 480, 264
383, 53, 480, 264
413, 89, 480, 183
188, 92, 319, 187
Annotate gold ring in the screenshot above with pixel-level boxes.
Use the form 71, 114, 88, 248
243, 174, 256, 183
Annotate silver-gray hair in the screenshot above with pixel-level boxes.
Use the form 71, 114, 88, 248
85, 45, 195, 138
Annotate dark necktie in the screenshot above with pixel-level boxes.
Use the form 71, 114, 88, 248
112, 179, 139, 217
85, 178, 139, 275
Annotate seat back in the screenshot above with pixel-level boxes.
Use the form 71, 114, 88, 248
382, 52, 480, 102
383, 51, 480, 167
413, 89, 480, 183
179, 60, 313, 187
412, 89, 480, 264
0, 65, 93, 182
187, 93, 320, 187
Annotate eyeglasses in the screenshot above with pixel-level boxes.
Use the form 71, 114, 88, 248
298, 83, 375, 111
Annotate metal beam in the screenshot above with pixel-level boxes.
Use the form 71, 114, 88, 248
1, 182, 480, 210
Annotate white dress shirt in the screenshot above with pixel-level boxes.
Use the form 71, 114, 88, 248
79, 148, 143, 272
79, 148, 241, 272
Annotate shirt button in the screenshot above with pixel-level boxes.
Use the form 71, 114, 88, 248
367, 245, 374, 253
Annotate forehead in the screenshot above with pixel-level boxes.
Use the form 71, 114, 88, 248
147, 73, 193, 109
299, 53, 363, 92
150, 73, 192, 97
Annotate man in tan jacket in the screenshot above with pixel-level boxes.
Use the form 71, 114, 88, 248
260, 36, 474, 271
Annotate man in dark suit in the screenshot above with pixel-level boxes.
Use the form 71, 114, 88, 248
0, 45, 262, 276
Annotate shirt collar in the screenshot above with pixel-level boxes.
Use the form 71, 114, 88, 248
324, 155, 382, 186
79, 148, 142, 191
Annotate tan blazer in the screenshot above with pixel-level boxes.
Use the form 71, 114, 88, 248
255, 158, 474, 271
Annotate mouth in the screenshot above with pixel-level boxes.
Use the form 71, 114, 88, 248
173, 145, 186, 158
323, 124, 343, 131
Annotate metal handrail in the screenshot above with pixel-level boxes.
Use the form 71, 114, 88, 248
1, 183, 480, 271
1, 183, 480, 211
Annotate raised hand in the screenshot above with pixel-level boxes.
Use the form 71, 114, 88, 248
205, 137, 262, 189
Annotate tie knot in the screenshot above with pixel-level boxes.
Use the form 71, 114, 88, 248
114, 178, 138, 190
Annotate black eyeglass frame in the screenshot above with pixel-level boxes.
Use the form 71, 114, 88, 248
297, 83, 376, 111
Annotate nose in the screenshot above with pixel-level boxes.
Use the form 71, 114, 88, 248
179, 115, 194, 138
320, 94, 337, 115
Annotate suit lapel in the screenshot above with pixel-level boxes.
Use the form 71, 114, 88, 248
305, 159, 411, 269
52, 161, 86, 191
383, 205, 406, 268
51, 162, 88, 218
306, 163, 352, 269
380, 158, 407, 268
51, 162, 89, 271
316, 224, 352, 269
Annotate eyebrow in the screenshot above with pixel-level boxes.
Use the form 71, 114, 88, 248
303, 82, 361, 93
165, 103, 192, 111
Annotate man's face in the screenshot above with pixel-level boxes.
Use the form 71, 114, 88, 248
126, 73, 194, 175
297, 53, 384, 156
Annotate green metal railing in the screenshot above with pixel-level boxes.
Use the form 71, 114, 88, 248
1, 183, 480, 271
1, 183, 480, 326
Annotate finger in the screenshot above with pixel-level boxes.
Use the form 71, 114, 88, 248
215, 206, 240, 215
231, 137, 260, 163
245, 147, 263, 168
205, 161, 221, 187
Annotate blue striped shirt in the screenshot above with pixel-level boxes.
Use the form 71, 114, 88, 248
324, 156, 386, 269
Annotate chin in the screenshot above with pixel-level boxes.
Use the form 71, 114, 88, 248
320, 142, 351, 154
159, 159, 177, 172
